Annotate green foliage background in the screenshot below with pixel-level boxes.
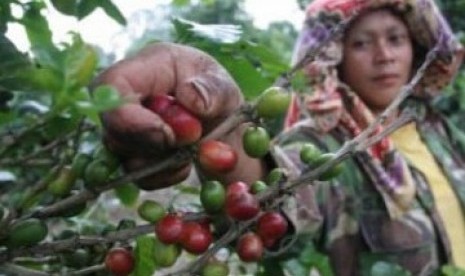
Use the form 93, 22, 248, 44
0, 0, 464, 275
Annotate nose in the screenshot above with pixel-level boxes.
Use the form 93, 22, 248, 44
374, 40, 395, 63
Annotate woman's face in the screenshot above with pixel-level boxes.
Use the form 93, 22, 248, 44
340, 9, 413, 113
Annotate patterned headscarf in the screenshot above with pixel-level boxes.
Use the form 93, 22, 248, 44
284, 0, 464, 218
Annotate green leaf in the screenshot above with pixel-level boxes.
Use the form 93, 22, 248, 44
63, 34, 98, 89
172, 0, 191, 6
173, 184, 200, 195
90, 85, 124, 111
0, 34, 31, 88
133, 236, 157, 276
282, 259, 309, 276
49, 0, 77, 16
20, 66, 63, 93
21, 2, 60, 65
172, 20, 287, 101
76, 0, 99, 19
441, 264, 465, 276
0, 109, 15, 126
113, 183, 140, 207
41, 114, 80, 140
100, 0, 127, 26
216, 54, 270, 100
370, 261, 411, 276
0, 1, 12, 33
240, 41, 289, 74
298, 242, 333, 276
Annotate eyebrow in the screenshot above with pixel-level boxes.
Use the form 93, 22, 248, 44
348, 24, 408, 38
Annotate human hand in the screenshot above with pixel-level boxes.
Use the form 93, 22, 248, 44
94, 42, 243, 189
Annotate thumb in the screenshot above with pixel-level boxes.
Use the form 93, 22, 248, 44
175, 70, 242, 121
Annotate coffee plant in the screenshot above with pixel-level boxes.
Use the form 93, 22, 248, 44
1, 1, 465, 276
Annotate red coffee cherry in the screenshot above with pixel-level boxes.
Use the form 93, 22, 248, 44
236, 232, 264, 262
155, 214, 184, 244
198, 140, 238, 173
104, 247, 135, 276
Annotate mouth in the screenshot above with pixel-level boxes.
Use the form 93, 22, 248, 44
372, 74, 400, 85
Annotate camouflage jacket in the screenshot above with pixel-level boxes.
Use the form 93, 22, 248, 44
272, 103, 465, 276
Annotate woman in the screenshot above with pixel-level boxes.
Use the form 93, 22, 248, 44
275, 0, 465, 274
96, 0, 465, 274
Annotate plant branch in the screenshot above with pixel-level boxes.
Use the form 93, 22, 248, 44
0, 263, 49, 276
0, 125, 95, 167
29, 149, 191, 219
0, 118, 49, 157
0, 224, 154, 263
28, 105, 252, 219
166, 45, 439, 275
274, 17, 353, 88
68, 264, 105, 276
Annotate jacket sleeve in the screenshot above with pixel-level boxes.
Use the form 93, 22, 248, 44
269, 122, 329, 237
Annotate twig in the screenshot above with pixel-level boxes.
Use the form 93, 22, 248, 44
0, 118, 49, 157
361, 110, 416, 149
68, 264, 105, 276
0, 224, 154, 263
0, 159, 53, 167
202, 105, 252, 141
0, 125, 95, 167
0, 263, 50, 276
13, 256, 58, 265
17, 164, 62, 214
274, 17, 353, 88
29, 149, 191, 219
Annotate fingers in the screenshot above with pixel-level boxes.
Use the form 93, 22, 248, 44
122, 155, 193, 190
101, 104, 176, 156
175, 70, 242, 119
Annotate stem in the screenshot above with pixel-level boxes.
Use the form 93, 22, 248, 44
0, 224, 154, 263
274, 17, 352, 88
0, 118, 49, 157
30, 149, 191, 219
0, 263, 50, 276
68, 264, 105, 276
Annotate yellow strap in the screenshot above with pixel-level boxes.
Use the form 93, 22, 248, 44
390, 122, 465, 269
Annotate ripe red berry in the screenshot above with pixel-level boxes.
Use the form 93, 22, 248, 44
146, 95, 202, 145
155, 214, 184, 244
179, 222, 213, 254
236, 232, 264, 262
198, 140, 238, 173
226, 181, 250, 198
146, 94, 176, 114
257, 212, 288, 246
261, 236, 278, 248
161, 104, 202, 145
104, 247, 135, 276
225, 192, 260, 221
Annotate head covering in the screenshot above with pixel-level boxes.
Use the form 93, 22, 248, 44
284, 0, 464, 218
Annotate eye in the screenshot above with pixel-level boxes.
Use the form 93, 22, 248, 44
388, 32, 409, 46
351, 38, 371, 49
